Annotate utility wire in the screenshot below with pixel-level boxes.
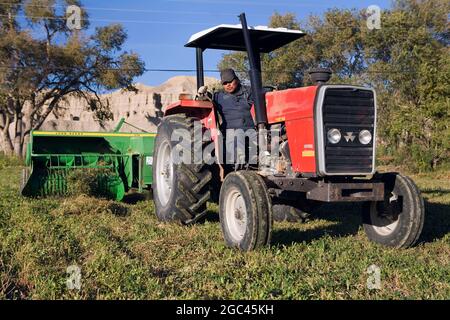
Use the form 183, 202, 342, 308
0, 1, 323, 11
0, 66, 218, 72
1, 2, 447, 33
0, 14, 211, 25
0, 1, 269, 17
0, 13, 444, 33
166, 0, 330, 7
0, 65, 421, 74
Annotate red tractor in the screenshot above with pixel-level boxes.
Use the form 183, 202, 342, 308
152, 14, 425, 251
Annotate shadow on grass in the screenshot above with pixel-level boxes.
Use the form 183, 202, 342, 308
3, 280, 29, 300
197, 210, 220, 224
271, 203, 363, 246
129, 186, 449, 245
421, 188, 450, 196
122, 189, 153, 204
419, 200, 450, 244
271, 199, 450, 247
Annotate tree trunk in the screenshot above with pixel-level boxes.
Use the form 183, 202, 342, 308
13, 111, 24, 157
20, 133, 30, 157
13, 133, 23, 157
0, 128, 14, 156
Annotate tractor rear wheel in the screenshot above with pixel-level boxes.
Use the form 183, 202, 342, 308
362, 173, 425, 248
219, 171, 272, 251
152, 115, 211, 224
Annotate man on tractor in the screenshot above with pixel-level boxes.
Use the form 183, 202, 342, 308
214, 68, 254, 131
213, 68, 256, 169
211, 68, 307, 222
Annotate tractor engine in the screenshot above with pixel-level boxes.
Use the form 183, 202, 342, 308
315, 85, 376, 175
264, 83, 376, 178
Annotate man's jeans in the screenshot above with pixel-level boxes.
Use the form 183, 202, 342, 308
224, 128, 258, 168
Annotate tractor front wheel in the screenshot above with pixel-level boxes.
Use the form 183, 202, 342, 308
219, 171, 272, 251
363, 173, 425, 248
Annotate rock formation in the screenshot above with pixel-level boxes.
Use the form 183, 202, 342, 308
40, 76, 219, 133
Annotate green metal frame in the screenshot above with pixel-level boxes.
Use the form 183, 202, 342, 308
21, 128, 156, 201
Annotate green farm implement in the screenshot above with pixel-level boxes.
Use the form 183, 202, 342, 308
21, 122, 155, 201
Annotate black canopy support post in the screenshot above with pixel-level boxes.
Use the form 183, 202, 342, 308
196, 47, 205, 90
239, 12, 268, 128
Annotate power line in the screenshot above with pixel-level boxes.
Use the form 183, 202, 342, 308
0, 65, 421, 74
0, 14, 211, 25
146, 69, 219, 73
0, 65, 216, 72
1, 2, 446, 34
0, 1, 323, 11
0, 1, 269, 17
165, 0, 328, 8
1, 11, 443, 34
0, 13, 436, 34
0, 65, 146, 71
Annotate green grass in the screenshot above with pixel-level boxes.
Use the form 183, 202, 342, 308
0, 154, 23, 171
0, 165, 449, 299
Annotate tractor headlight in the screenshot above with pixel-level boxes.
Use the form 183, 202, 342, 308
327, 128, 341, 144
359, 130, 372, 145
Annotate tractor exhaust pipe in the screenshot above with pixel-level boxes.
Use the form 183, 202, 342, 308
239, 13, 268, 129
308, 68, 332, 85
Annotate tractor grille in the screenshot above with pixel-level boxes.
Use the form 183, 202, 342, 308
321, 87, 375, 174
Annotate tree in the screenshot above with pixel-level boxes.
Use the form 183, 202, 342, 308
218, 12, 306, 87
363, 0, 450, 170
219, 10, 366, 88
0, 0, 145, 156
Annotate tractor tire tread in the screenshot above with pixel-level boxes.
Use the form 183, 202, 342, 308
153, 115, 212, 225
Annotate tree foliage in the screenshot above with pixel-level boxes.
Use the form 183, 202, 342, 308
218, 0, 449, 171
0, 0, 145, 156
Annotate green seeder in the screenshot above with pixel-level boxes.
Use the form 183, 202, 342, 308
21, 120, 155, 201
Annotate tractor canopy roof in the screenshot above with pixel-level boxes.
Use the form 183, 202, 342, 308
185, 24, 305, 53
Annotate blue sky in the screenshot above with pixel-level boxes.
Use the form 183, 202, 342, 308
82, 0, 392, 86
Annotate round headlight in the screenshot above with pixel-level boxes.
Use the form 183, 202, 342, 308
327, 128, 341, 144
359, 130, 372, 145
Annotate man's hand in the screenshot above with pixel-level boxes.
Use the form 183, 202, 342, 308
198, 85, 209, 95
196, 85, 212, 101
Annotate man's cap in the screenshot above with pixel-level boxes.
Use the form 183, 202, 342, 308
220, 69, 238, 84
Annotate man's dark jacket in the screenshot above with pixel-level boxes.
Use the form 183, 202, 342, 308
213, 85, 255, 130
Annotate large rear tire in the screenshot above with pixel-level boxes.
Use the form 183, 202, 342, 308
152, 115, 211, 224
219, 171, 272, 251
363, 173, 425, 248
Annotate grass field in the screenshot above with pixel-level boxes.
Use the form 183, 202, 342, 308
0, 162, 449, 299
